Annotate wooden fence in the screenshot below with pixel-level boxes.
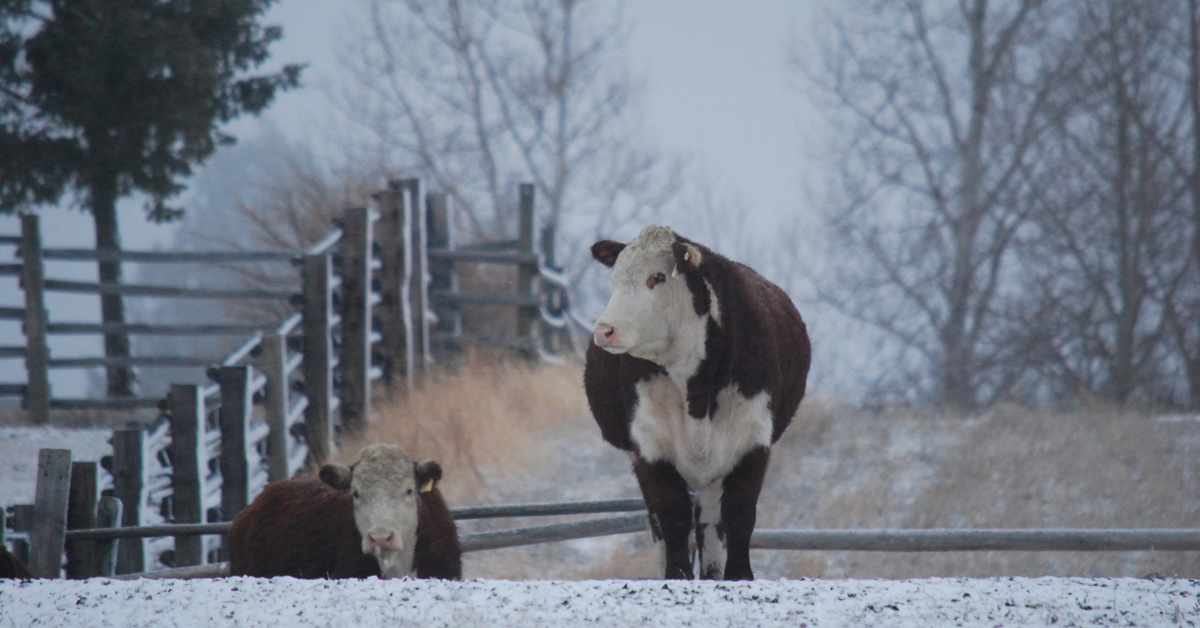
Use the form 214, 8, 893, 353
7, 446, 1200, 580
0, 179, 584, 420
2, 179, 588, 575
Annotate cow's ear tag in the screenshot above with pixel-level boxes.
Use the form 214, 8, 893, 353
671, 264, 681, 278
420, 479, 435, 493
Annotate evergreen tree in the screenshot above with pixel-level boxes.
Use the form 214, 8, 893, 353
1, 0, 301, 396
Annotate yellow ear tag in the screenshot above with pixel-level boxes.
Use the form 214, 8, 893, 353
420, 479, 434, 493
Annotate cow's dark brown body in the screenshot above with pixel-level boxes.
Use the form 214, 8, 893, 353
228, 473, 461, 579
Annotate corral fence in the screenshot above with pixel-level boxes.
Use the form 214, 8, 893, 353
7, 446, 1200, 580
2, 179, 588, 574
1, 179, 587, 419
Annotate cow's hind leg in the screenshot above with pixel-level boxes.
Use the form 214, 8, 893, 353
720, 446, 770, 580
694, 485, 725, 579
633, 458, 694, 579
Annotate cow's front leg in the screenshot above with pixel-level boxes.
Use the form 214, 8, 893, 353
633, 457, 694, 579
720, 446, 769, 580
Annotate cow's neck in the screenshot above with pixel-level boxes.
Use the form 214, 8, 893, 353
654, 314, 711, 399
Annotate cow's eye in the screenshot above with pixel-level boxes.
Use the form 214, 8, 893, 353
405, 487, 414, 497
351, 490, 360, 500
646, 272, 666, 289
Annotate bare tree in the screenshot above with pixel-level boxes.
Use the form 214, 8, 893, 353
336, 0, 680, 290
1162, 0, 1200, 409
798, 0, 1076, 408
1004, 0, 1192, 406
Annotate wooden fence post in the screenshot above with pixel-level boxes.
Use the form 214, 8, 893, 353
405, 179, 430, 377
339, 207, 372, 435
28, 448, 71, 578
516, 184, 537, 349
94, 496, 122, 578
218, 365, 252, 520
168, 384, 204, 567
374, 181, 410, 388
302, 252, 335, 464
111, 429, 145, 574
19, 214, 50, 424
66, 461, 98, 579
426, 193, 460, 345
261, 333, 290, 482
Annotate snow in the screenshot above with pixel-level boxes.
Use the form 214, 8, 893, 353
2, 576, 1197, 627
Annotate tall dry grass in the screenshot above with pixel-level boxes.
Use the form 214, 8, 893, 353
344, 354, 594, 502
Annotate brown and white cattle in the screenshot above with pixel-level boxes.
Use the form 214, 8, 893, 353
228, 443, 461, 580
585, 225, 811, 580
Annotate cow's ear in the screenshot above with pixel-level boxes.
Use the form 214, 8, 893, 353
671, 241, 703, 277
319, 464, 353, 492
591, 240, 626, 268
415, 460, 443, 493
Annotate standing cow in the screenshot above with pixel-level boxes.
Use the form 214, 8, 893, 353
228, 443, 461, 579
584, 225, 811, 580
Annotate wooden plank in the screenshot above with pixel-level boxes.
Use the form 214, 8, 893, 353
425, 194, 461, 342
0, 306, 26, 319
426, 249, 539, 264
218, 366, 253, 520
67, 522, 232, 541
28, 449, 72, 578
338, 207, 372, 436
94, 496, 122, 578
374, 183, 407, 388
301, 253, 335, 465
260, 333, 290, 482
0, 383, 28, 396
41, 248, 299, 262
0, 346, 26, 357
748, 529, 1200, 552
49, 356, 215, 368
50, 397, 163, 410
66, 461, 99, 579
168, 385, 205, 567
47, 322, 270, 335
430, 290, 543, 307
459, 513, 647, 554
20, 215, 50, 423
409, 180, 429, 379
305, 229, 344, 256
452, 498, 645, 520
516, 183, 536, 346
43, 279, 293, 300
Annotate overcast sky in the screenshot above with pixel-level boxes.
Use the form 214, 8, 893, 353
0, 0, 829, 400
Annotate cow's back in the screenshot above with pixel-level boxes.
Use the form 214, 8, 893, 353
228, 474, 379, 579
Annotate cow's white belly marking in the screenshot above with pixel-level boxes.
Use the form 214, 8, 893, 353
630, 376, 773, 489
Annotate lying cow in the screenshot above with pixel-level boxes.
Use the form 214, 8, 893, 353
228, 443, 461, 579
585, 225, 811, 580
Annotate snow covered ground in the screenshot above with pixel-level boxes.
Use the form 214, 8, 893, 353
2, 575, 1197, 627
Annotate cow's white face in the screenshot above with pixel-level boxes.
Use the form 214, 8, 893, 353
320, 444, 420, 579
592, 225, 708, 368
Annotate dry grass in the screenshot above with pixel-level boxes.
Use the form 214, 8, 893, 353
345, 354, 593, 501
347, 359, 1199, 580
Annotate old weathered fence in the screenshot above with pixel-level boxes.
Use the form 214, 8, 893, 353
3, 179, 590, 576
1, 179, 584, 421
